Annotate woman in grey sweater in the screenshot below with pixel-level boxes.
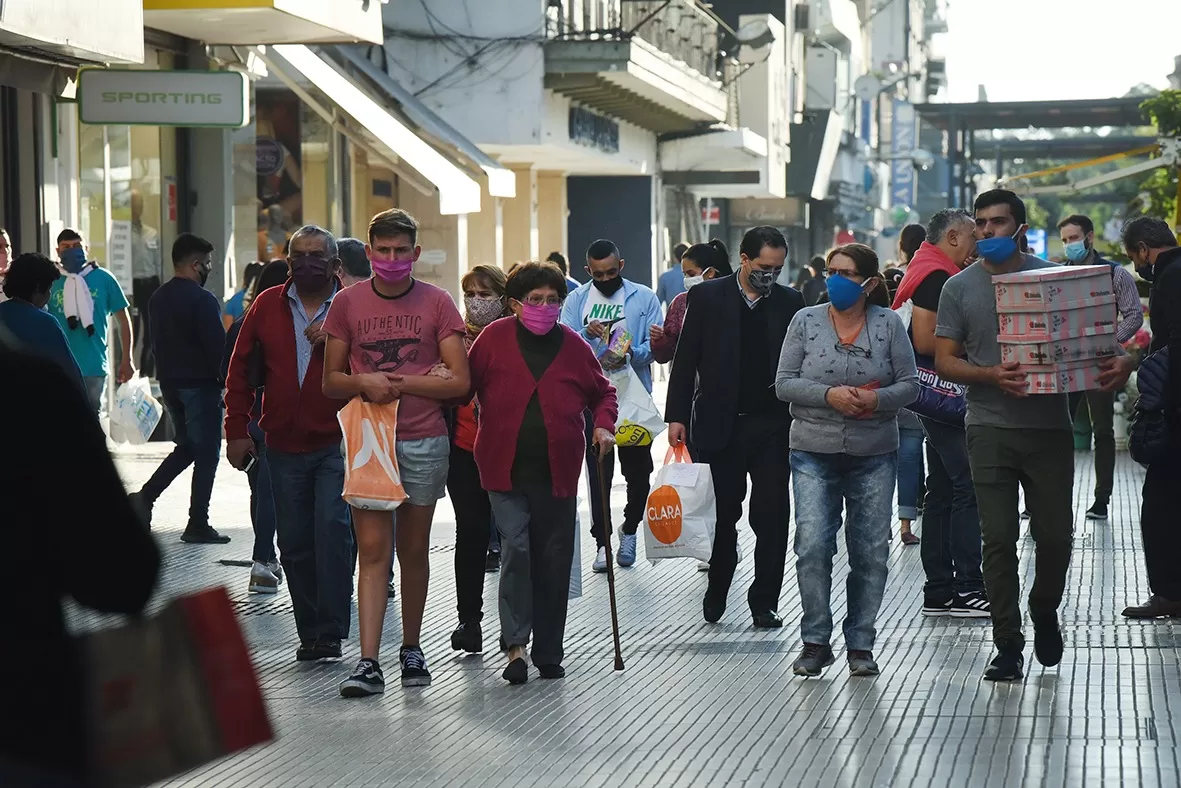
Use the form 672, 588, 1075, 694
775, 243, 919, 679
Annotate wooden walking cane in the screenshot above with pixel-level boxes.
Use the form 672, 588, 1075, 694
595, 446, 626, 671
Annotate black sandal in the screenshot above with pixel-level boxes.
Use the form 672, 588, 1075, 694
502, 658, 528, 685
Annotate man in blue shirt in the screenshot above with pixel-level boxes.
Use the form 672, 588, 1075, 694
129, 233, 229, 545
47, 229, 135, 413
560, 238, 662, 572
546, 251, 581, 294
0, 253, 84, 392
655, 242, 689, 309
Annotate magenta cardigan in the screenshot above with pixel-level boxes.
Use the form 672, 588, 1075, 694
468, 318, 618, 498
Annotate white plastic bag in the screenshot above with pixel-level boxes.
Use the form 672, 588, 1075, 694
111, 376, 163, 444
609, 366, 666, 447
643, 446, 715, 563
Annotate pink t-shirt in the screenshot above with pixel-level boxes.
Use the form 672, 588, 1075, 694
323, 279, 465, 440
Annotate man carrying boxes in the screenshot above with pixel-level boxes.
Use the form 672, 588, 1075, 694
933, 190, 1134, 683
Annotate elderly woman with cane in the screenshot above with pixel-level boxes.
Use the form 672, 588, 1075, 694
467, 261, 618, 684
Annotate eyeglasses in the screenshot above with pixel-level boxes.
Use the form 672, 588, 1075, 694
523, 296, 562, 307
834, 341, 872, 358
825, 269, 861, 280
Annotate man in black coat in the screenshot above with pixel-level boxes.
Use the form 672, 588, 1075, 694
1121, 217, 1181, 619
666, 226, 804, 627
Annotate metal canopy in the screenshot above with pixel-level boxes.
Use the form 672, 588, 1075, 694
915, 97, 1148, 131
544, 73, 702, 134
973, 136, 1157, 161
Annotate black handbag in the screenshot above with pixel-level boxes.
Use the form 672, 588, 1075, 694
1129, 347, 1172, 466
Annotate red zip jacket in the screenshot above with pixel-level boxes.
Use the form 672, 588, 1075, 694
468, 318, 618, 498
224, 281, 344, 453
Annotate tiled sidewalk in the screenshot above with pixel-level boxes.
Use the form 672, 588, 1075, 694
73, 443, 1178, 787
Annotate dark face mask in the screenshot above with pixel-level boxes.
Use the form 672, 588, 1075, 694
290, 254, 334, 292
592, 275, 624, 297
196, 262, 210, 287
1132, 246, 1155, 282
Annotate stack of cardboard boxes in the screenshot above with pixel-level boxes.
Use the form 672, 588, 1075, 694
995, 265, 1119, 394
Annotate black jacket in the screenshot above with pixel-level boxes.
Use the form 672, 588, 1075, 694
1148, 246, 1181, 418
148, 276, 226, 389
665, 275, 805, 453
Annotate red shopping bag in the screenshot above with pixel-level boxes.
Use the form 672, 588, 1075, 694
338, 397, 408, 510
83, 587, 272, 788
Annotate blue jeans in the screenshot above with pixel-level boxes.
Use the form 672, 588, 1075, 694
140, 386, 223, 526
268, 445, 354, 643
792, 449, 896, 652
919, 416, 985, 598
896, 426, 925, 521
247, 420, 277, 563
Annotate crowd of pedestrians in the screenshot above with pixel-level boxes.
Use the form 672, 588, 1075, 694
6, 188, 1178, 711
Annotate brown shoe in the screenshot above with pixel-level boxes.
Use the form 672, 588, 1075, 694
1122, 595, 1181, 619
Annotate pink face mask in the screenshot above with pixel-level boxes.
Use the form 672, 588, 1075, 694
371, 255, 414, 283
519, 302, 561, 335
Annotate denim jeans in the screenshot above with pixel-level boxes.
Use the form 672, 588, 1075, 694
247, 420, 277, 564
918, 416, 984, 598
896, 425, 925, 521
792, 449, 896, 652
140, 386, 223, 526
268, 445, 354, 643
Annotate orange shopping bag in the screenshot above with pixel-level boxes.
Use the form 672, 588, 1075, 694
338, 397, 408, 510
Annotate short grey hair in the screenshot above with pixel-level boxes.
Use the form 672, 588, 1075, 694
926, 209, 975, 244
1122, 216, 1177, 251
289, 224, 338, 258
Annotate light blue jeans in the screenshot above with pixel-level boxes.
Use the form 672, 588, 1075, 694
896, 426, 925, 521
792, 449, 897, 652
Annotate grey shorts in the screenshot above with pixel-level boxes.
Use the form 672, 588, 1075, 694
396, 435, 450, 507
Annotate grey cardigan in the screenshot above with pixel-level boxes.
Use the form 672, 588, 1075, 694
775, 304, 919, 456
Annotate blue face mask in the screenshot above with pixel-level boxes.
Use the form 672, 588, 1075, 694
825, 273, 867, 311
975, 230, 1021, 263
1063, 240, 1088, 262
60, 246, 87, 274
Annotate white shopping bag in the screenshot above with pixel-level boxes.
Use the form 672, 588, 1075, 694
609, 366, 666, 447
110, 376, 163, 444
643, 446, 715, 564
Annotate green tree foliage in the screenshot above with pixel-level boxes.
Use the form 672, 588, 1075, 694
1138, 90, 1181, 223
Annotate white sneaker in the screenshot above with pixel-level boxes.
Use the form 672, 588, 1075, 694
248, 561, 279, 594
696, 560, 710, 572
265, 560, 284, 584
592, 547, 610, 573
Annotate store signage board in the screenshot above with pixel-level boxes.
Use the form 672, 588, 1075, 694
78, 69, 250, 128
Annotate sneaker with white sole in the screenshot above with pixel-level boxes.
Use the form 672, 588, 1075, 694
265, 560, 283, 583
400, 646, 432, 687
950, 590, 991, 618
248, 562, 279, 594
592, 547, 610, 573
921, 596, 953, 616
617, 534, 637, 567
339, 658, 384, 697
696, 560, 710, 572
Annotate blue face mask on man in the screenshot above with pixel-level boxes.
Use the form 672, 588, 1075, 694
826, 273, 870, 311
975, 227, 1024, 264
60, 246, 87, 274
1063, 239, 1089, 262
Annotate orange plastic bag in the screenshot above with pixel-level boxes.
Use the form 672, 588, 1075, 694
338, 397, 408, 510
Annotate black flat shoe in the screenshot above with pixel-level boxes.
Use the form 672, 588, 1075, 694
181, 524, 231, 544
537, 664, 565, 679
752, 611, 783, 629
703, 591, 726, 624
450, 622, 483, 653
502, 658, 528, 685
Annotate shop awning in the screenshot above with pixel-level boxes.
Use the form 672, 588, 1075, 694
264, 44, 482, 216
786, 110, 844, 202
330, 47, 515, 200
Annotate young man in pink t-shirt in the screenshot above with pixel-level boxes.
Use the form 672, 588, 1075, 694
323, 209, 469, 695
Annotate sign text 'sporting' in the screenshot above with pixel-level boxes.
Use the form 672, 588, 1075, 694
78, 70, 250, 128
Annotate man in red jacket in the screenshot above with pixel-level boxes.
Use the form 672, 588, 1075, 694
224, 224, 352, 663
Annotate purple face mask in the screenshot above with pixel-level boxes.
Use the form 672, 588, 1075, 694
519, 302, 560, 335
371, 255, 414, 283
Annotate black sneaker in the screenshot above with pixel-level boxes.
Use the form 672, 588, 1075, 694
921, 596, 953, 616
950, 591, 991, 618
400, 646, 432, 687
983, 649, 1024, 682
485, 551, 501, 573
181, 524, 231, 544
1032, 611, 1064, 667
295, 638, 318, 662
792, 642, 835, 677
307, 638, 343, 661
339, 658, 384, 697
537, 663, 566, 679
450, 622, 483, 653
1085, 502, 1108, 521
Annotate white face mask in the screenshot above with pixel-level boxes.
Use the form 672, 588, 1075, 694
683, 274, 704, 290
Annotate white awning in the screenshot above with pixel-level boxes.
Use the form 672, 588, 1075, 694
267, 44, 481, 216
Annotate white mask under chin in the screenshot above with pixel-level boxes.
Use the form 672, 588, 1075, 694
683, 274, 705, 290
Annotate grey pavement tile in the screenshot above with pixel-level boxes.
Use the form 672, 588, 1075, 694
77, 438, 1179, 787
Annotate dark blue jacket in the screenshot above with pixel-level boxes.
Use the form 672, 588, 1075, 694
148, 276, 225, 389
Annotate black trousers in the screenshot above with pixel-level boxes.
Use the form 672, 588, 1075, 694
447, 445, 493, 623
132, 275, 160, 378
698, 414, 791, 614
1141, 458, 1181, 601
584, 411, 654, 547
